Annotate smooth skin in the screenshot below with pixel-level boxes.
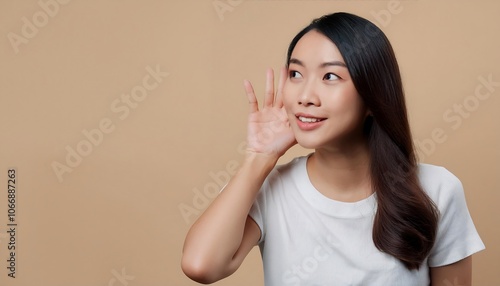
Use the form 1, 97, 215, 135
181, 30, 473, 285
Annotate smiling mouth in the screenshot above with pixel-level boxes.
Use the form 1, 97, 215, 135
297, 116, 326, 123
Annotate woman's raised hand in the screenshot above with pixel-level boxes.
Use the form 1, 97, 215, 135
243, 67, 297, 159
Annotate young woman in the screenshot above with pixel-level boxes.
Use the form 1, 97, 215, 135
181, 12, 485, 285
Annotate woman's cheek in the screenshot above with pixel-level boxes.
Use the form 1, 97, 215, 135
282, 87, 293, 109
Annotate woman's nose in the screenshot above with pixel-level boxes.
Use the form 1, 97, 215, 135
298, 82, 320, 107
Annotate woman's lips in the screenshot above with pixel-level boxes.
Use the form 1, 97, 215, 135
295, 114, 326, 131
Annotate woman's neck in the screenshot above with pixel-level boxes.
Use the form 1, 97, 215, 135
307, 140, 372, 202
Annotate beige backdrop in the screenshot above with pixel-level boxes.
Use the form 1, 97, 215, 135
1, 0, 498, 285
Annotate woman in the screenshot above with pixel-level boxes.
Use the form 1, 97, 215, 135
181, 12, 485, 285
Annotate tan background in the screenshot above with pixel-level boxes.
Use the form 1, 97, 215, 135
0, 0, 498, 285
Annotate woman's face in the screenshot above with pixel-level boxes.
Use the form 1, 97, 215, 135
283, 30, 369, 150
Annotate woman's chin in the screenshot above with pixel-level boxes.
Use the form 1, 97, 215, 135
295, 137, 323, 150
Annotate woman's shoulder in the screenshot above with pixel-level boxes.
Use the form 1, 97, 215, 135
416, 163, 465, 207
272, 155, 308, 173
264, 155, 309, 185
417, 163, 461, 185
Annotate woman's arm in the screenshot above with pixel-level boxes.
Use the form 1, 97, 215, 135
181, 67, 296, 284
430, 256, 472, 286
181, 154, 276, 284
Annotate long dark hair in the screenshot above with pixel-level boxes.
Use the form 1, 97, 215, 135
286, 12, 439, 270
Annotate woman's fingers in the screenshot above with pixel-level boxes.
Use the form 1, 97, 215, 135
275, 66, 287, 108
244, 67, 282, 112
264, 68, 275, 108
243, 79, 259, 113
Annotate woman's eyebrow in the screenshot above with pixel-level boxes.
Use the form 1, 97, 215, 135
320, 61, 347, 68
288, 58, 304, 66
289, 58, 347, 68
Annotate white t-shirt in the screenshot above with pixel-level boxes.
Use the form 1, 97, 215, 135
249, 155, 485, 286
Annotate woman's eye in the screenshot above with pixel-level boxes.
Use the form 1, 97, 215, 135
289, 70, 302, 79
324, 73, 340, 81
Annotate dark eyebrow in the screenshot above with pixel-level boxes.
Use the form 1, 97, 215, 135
289, 58, 347, 68
320, 61, 347, 68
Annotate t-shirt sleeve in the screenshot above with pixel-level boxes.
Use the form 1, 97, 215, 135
427, 168, 485, 267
